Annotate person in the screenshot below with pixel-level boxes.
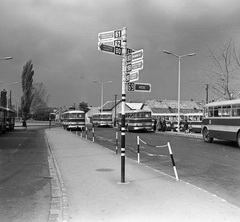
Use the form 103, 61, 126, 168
183, 119, 189, 133
153, 118, 157, 131
189, 122, 193, 133
162, 118, 166, 132
22, 118, 27, 130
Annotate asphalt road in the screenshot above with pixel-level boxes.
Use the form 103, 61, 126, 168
76, 125, 240, 209
0, 123, 52, 222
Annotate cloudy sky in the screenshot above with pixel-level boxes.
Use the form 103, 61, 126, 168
1, 0, 240, 108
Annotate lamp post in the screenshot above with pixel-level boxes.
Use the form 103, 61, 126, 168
0, 57, 12, 61
92, 80, 112, 112
0, 81, 18, 108
163, 50, 195, 131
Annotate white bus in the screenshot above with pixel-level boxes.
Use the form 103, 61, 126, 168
91, 112, 113, 127
61, 110, 85, 130
117, 110, 152, 131
184, 113, 203, 133
202, 99, 240, 147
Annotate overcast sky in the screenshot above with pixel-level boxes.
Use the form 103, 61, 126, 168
1, 0, 240, 108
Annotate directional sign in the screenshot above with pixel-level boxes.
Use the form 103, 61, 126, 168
135, 82, 151, 92
98, 29, 122, 41
127, 49, 143, 63
100, 39, 122, 47
98, 43, 122, 56
127, 82, 151, 92
126, 59, 143, 72
125, 71, 139, 82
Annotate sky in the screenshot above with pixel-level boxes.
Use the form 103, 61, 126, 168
1, 0, 240, 108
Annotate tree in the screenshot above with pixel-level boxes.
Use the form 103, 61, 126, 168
21, 60, 34, 119
31, 82, 50, 115
203, 37, 240, 100
78, 101, 90, 113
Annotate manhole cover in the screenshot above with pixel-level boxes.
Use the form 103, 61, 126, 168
96, 168, 114, 172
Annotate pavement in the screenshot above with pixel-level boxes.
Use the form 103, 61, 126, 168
44, 127, 240, 222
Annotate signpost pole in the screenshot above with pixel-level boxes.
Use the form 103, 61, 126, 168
121, 27, 127, 183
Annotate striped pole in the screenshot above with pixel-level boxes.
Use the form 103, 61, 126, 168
85, 127, 88, 140
137, 135, 140, 164
116, 131, 118, 154
120, 26, 127, 183
81, 128, 83, 137
92, 127, 95, 142
167, 142, 179, 181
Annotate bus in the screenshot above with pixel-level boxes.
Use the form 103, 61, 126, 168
152, 112, 203, 132
49, 112, 56, 121
152, 113, 184, 131
91, 112, 113, 127
117, 110, 153, 131
61, 110, 85, 130
0, 106, 16, 133
202, 99, 240, 147
184, 113, 203, 133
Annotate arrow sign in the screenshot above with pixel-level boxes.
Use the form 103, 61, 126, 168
128, 71, 139, 82
98, 29, 122, 41
135, 83, 151, 92
127, 59, 143, 72
98, 43, 122, 56
127, 49, 143, 63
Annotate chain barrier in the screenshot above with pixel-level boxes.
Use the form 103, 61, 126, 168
137, 135, 179, 181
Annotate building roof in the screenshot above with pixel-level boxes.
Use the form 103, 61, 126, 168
102, 100, 121, 111
144, 99, 203, 113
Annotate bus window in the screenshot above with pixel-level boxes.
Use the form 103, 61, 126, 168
232, 104, 240, 116
222, 105, 231, 117
213, 106, 221, 117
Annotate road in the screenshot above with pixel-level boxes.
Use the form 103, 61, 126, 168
0, 122, 53, 222
77, 125, 240, 209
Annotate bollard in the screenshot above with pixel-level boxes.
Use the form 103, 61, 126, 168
137, 135, 140, 164
167, 142, 179, 181
92, 127, 95, 142
115, 131, 118, 154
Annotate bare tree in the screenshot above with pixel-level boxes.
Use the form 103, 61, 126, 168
203, 37, 240, 100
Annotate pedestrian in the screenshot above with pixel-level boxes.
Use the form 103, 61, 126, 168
153, 118, 157, 131
22, 118, 27, 130
162, 118, 166, 132
183, 119, 189, 133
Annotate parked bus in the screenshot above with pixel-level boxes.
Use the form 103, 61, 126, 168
117, 110, 152, 131
49, 112, 56, 121
202, 99, 240, 147
91, 112, 113, 127
152, 113, 184, 131
0, 106, 16, 133
61, 110, 85, 130
184, 113, 203, 133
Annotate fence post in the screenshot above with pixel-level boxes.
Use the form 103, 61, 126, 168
137, 135, 140, 164
167, 142, 179, 181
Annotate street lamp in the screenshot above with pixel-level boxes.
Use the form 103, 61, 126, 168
0, 81, 18, 108
92, 80, 112, 112
0, 57, 13, 61
163, 50, 195, 131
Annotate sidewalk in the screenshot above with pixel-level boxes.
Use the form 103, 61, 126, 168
45, 127, 240, 222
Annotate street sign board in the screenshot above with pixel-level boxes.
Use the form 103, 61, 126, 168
98, 43, 122, 56
125, 71, 139, 82
127, 49, 143, 63
98, 29, 122, 41
100, 39, 122, 47
126, 59, 143, 72
135, 82, 151, 92
127, 82, 151, 92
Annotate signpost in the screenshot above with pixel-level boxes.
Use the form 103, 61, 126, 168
98, 27, 149, 183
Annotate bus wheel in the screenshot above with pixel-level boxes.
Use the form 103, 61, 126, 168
237, 132, 240, 148
203, 128, 213, 143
